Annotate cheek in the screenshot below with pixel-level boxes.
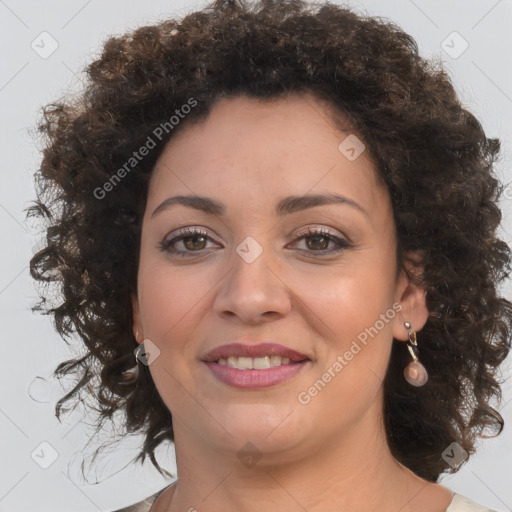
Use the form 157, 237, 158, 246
296, 263, 397, 387
293, 261, 396, 333
138, 257, 213, 336
137, 264, 206, 410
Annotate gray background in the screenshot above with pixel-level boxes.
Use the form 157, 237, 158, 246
1, 0, 511, 511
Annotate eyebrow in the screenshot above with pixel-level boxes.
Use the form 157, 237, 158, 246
151, 192, 368, 219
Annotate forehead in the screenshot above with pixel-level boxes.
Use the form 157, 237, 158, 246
147, 93, 389, 220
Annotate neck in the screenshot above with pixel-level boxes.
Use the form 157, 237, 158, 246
156, 400, 449, 512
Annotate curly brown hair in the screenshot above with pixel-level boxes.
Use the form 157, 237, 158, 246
27, 0, 512, 483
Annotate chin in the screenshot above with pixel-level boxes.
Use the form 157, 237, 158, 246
210, 412, 308, 451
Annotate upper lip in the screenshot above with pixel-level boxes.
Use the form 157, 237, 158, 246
202, 342, 311, 363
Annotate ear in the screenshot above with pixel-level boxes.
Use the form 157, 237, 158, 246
392, 251, 429, 342
131, 293, 143, 344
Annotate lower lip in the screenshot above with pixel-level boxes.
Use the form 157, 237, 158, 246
204, 360, 311, 389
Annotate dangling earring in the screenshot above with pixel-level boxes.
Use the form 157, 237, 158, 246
403, 321, 428, 387
120, 331, 144, 384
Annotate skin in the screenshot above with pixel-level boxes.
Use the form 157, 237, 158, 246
131, 92, 454, 512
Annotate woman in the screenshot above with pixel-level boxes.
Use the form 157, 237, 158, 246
28, 0, 511, 511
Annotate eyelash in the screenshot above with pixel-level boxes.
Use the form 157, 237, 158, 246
159, 226, 351, 258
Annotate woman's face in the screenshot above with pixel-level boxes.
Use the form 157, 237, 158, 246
132, 93, 427, 462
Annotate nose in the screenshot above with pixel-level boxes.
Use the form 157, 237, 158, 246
212, 239, 292, 324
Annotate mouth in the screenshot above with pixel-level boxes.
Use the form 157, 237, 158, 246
201, 342, 312, 388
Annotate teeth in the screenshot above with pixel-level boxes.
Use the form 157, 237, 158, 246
216, 355, 292, 369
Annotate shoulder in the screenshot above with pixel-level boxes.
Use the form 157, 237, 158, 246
111, 487, 167, 512
447, 492, 500, 512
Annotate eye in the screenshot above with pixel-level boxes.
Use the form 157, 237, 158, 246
159, 226, 352, 258
159, 227, 218, 257
289, 226, 351, 255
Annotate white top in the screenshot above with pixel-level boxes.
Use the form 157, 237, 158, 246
447, 493, 499, 511
113, 490, 499, 511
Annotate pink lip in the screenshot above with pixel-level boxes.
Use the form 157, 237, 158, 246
201, 342, 310, 363
204, 360, 311, 389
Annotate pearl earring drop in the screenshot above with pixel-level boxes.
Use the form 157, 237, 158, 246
403, 321, 428, 387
